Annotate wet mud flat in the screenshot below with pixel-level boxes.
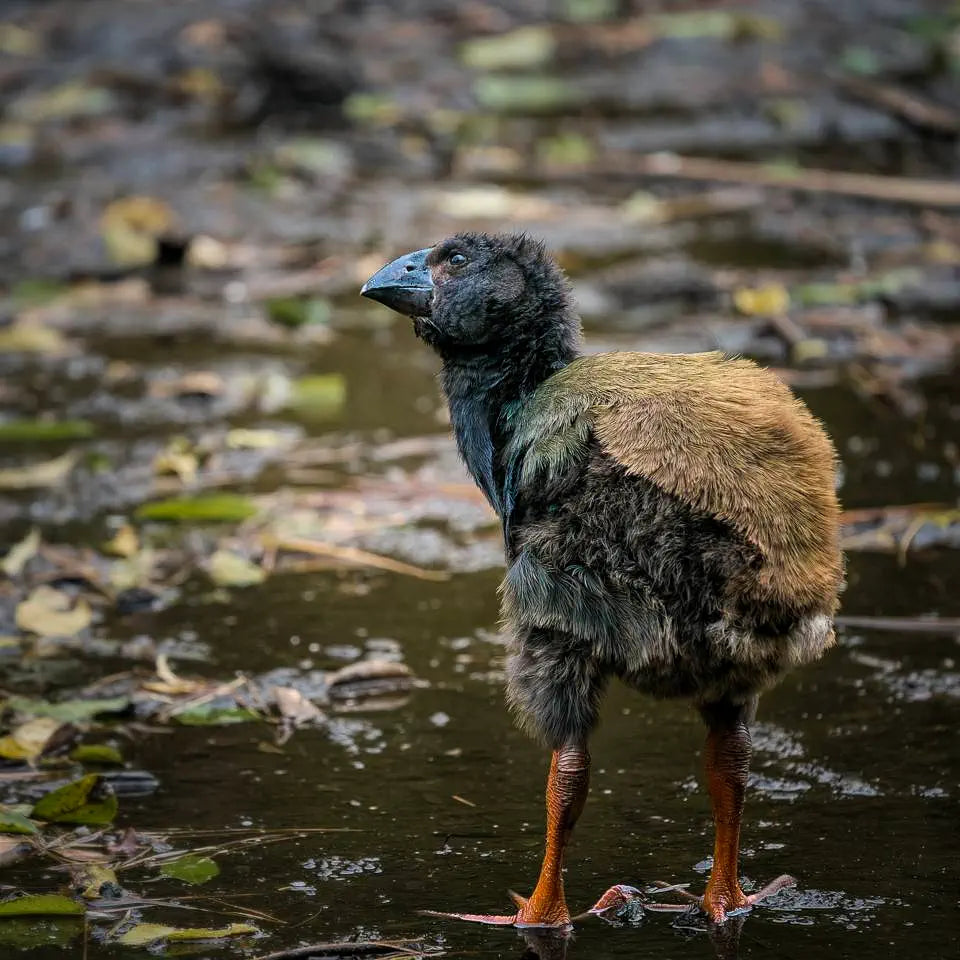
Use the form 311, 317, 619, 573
0, 0, 958, 958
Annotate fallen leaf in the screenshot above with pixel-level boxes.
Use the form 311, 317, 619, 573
136, 494, 259, 523
208, 550, 265, 588
153, 439, 199, 484
6, 695, 129, 723
288, 374, 347, 419
173, 705, 260, 726
74, 863, 120, 899
15, 586, 91, 637
0, 895, 84, 917
226, 428, 286, 450
1, 528, 40, 578
733, 283, 790, 317
0, 806, 39, 835
0, 320, 67, 354
0, 452, 77, 490
159, 854, 219, 885
461, 26, 556, 71
473, 75, 581, 113
102, 524, 139, 558
101, 196, 177, 266
0, 717, 63, 760
31, 774, 118, 826
0, 420, 95, 443
117, 922, 256, 946
70, 744, 123, 765
267, 296, 332, 329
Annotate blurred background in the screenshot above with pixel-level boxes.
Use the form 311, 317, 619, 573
0, 2, 958, 958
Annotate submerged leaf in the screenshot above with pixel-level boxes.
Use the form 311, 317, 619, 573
159, 854, 220, 885
117, 922, 256, 946
0, 320, 67, 354
173, 705, 260, 726
288, 374, 347, 419
0, 806, 40, 835
0, 452, 77, 490
0, 895, 84, 917
74, 863, 120, 899
15, 587, 91, 637
0, 420, 95, 443
461, 26, 556, 71
5, 696, 129, 723
136, 494, 259, 523
31, 774, 118, 825
208, 550, 266, 587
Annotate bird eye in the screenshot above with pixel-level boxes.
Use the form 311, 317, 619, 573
449, 253, 467, 267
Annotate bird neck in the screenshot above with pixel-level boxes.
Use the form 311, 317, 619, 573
439, 327, 579, 517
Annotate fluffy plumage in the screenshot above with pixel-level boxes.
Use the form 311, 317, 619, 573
417, 232, 843, 746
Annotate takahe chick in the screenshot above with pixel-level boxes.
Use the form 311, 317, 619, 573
360, 232, 843, 928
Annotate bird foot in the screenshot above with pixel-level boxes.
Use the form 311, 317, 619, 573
421, 890, 573, 930
701, 874, 796, 924
587, 875, 796, 924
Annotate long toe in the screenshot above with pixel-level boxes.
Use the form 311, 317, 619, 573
745, 874, 796, 907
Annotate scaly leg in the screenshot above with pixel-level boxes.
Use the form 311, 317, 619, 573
700, 699, 794, 923
424, 743, 590, 929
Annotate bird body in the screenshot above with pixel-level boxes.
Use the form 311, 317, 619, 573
361, 232, 844, 929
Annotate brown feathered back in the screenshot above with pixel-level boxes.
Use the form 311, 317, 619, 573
516, 352, 843, 615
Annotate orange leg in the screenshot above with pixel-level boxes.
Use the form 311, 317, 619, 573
700, 701, 794, 923
424, 743, 590, 929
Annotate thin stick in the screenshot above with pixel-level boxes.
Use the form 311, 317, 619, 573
271, 537, 450, 582
602, 153, 960, 208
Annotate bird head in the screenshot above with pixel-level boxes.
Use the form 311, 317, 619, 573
360, 232, 577, 356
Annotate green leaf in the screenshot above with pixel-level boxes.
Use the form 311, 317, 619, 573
0, 420, 95, 443
160, 854, 220, 885
70, 744, 123, 765
173, 705, 260, 726
6, 695, 129, 723
474, 75, 581, 114
136, 493, 259, 523
117, 922, 256, 946
267, 296, 332, 329
0, 806, 39, 835
31, 774, 118, 825
288, 374, 347, 419
0, 895, 84, 917
461, 26, 556, 71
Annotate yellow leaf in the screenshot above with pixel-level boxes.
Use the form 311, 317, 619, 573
103, 524, 138, 558
733, 283, 790, 317
16, 586, 92, 637
0, 716, 62, 760
1, 528, 40, 577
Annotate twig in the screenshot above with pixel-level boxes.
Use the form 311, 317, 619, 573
603, 153, 960, 208
834, 74, 960, 134
835, 615, 960, 634
270, 537, 450, 582
253, 941, 443, 960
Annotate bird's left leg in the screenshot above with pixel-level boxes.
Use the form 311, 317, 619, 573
699, 697, 794, 923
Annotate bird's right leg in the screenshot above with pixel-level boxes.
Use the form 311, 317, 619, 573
423, 632, 602, 930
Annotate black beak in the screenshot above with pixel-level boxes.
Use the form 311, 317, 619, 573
360, 247, 434, 318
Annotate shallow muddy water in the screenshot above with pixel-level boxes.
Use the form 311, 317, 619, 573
3, 324, 958, 960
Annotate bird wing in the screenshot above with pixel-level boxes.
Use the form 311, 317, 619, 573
504, 351, 842, 611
